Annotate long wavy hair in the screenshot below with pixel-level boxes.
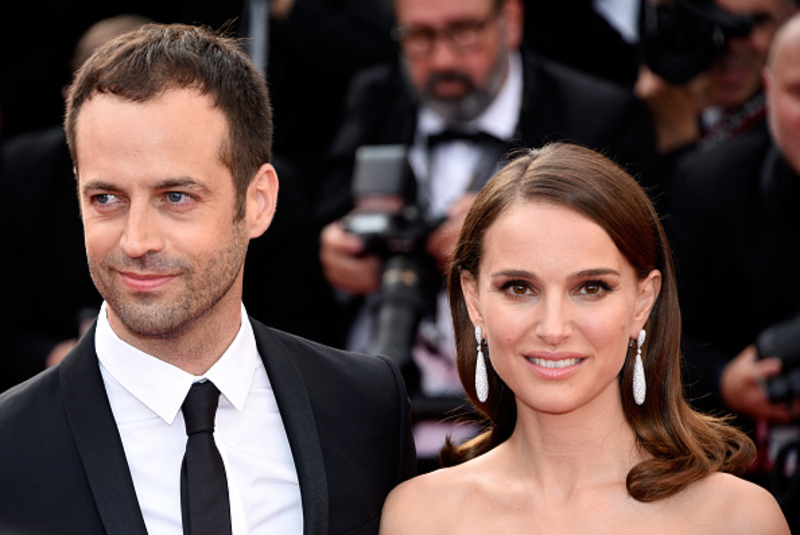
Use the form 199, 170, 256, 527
443, 142, 754, 502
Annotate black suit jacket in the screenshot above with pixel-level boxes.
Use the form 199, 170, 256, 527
667, 121, 800, 416
0, 126, 102, 392
0, 318, 416, 534
316, 49, 656, 223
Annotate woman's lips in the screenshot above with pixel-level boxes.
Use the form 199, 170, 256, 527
524, 352, 586, 379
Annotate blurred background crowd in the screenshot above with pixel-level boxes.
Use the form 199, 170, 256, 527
3, 0, 800, 527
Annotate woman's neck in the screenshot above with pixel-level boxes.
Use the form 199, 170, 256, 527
498, 389, 642, 504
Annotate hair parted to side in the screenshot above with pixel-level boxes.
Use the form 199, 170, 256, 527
443, 142, 755, 502
64, 23, 272, 220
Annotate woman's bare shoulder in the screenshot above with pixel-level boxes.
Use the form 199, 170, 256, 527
680, 473, 790, 535
379, 461, 486, 534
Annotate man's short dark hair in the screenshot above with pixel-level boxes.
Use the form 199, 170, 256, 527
65, 23, 272, 220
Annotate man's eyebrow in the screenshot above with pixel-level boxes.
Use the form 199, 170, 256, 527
80, 179, 117, 192
80, 177, 210, 192
151, 177, 209, 191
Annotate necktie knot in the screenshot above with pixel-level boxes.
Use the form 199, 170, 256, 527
182, 381, 220, 436
427, 129, 504, 148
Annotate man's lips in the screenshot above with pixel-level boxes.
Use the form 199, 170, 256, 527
117, 271, 178, 291
432, 79, 467, 96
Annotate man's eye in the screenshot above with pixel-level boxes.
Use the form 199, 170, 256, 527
94, 193, 118, 205
166, 192, 190, 203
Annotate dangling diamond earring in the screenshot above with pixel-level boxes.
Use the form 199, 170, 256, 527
633, 329, 646, 405
475, 326, 489, 403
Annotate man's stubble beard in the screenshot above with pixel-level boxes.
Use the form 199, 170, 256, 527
89, 220, 250, 340
409, 44, 510, 124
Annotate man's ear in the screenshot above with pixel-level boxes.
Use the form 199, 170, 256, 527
74, 167, 85, 221
502, 0, 524, 50
246, 163, 279, 239
461, 272, 484, 330
632, 269, 661, 337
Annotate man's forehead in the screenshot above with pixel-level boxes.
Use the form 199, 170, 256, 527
396, 0, 494, 24
715, 0, 785, 16
774, 23, 800, 70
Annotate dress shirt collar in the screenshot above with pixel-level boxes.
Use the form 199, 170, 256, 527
417, 49, 523, 142
95, 301, 261, 425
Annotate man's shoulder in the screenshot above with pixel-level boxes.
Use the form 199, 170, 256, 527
250, 318, 402, 381
522, 50, 636, 106
328, 59, 416, 156
0, 365, 65, 453
518, 50, 654, 160
347, 61, 406, 96
673, 122, 772, 196
0, 365, 61, 418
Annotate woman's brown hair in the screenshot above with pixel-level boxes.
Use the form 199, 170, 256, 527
443, 142, 754, 502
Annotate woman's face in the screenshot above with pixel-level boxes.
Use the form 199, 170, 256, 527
462, 201, 660, 415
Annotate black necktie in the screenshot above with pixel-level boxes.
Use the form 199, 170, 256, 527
180, 381, 232, 535
426, 129, 504, 148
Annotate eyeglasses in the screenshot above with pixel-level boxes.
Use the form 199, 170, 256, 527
392, 8, 499, 57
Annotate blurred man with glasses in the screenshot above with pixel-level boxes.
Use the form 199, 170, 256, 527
315, 0, 657, 470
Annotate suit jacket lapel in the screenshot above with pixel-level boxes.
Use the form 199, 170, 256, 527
252, 320, 329, 535
60, 324, 148, 535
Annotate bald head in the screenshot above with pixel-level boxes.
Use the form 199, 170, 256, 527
767, 11, 800, 69
765, 12, 800, 173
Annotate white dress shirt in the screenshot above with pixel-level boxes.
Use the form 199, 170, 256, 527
95, 302, 303, 534
409, 50, 523, 219
594, 0, 640, 44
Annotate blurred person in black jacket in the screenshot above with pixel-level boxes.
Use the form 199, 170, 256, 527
667, 13, 800, 528
0, 15, 151, 392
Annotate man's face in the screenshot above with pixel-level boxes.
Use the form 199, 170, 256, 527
395, 0, 523, 122
766, 23, 800, 174
709, 0, 789, 108
76, 89, 264, 343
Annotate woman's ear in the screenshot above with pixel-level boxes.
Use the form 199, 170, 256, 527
461, 272, 484, 329
247, 163, 279, 239
632, 269, 661, 337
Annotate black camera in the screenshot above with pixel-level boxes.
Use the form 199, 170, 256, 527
341, 145, 440, 369
642, 0, 753, 84
755, 313, 800, 405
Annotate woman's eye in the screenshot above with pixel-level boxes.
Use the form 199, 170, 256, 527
511, 283, 528, 295
500, 280, 531, 297
578, 280, 610, 297
585, 282, 601, 294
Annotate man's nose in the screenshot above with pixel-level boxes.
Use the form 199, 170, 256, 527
119, 203, 166, 259
427, 34, 460, 69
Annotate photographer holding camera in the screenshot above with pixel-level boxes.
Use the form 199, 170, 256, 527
316, 0, 657, 466
668, 13, 800, 529
636, 0, 795, 157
